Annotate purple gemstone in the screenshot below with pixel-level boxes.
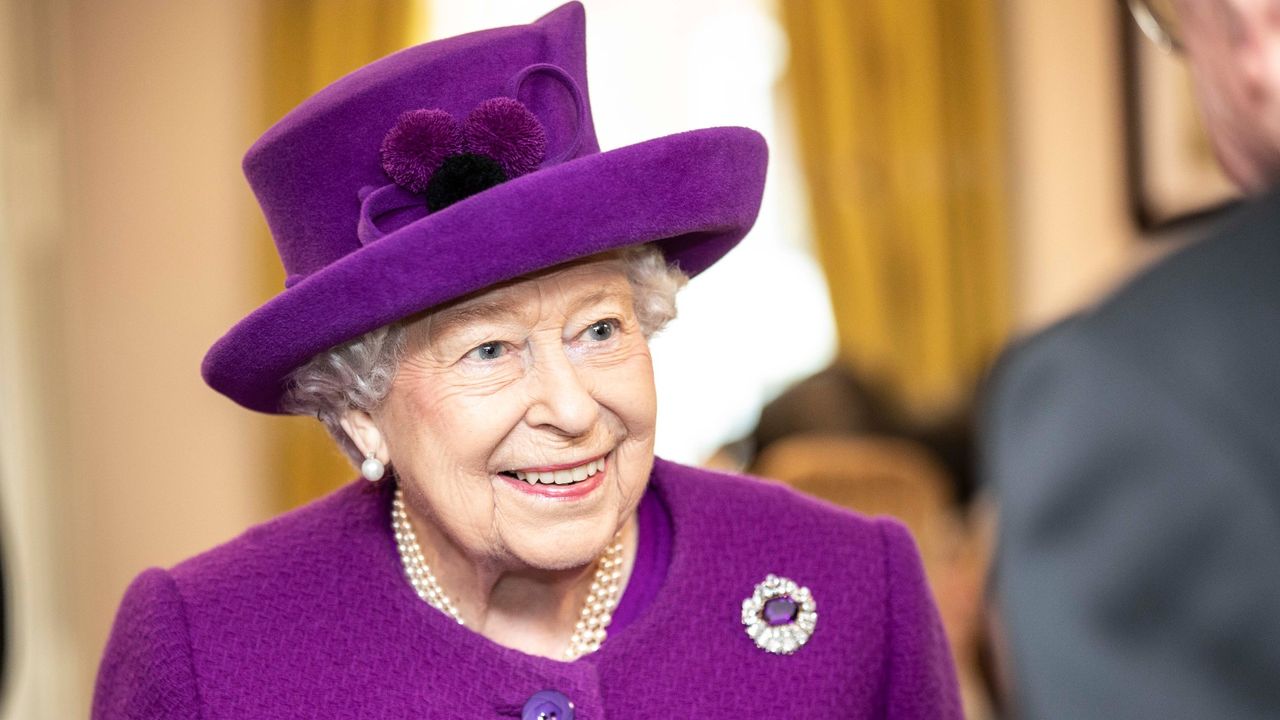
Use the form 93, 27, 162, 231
762, 596, 799, 626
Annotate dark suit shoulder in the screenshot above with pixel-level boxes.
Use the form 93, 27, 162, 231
1090, 193, 1279, 346
983, 192, 1280, 717
994, 191, 1280, 458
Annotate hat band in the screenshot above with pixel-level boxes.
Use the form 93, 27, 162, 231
508, 63, 586, 163
281, 183, 424, 289
356, 183, 426, 248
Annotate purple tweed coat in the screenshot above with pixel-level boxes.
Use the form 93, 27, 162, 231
94, 458, 961, 718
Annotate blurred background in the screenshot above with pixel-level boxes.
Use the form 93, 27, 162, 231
0, 0, 1233, 717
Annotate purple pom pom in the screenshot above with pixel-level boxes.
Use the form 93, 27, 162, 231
463, 97, 547, 178
380, 109, 463, 193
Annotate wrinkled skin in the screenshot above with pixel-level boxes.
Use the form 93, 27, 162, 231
342, 257, 654, 656
1176, 0, 1280, 191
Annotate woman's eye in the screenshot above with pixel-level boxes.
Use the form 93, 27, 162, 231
584, 319, 617, 342
466, 342, 506, 361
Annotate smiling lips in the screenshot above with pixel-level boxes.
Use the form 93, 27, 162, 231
511, 456, 606, 486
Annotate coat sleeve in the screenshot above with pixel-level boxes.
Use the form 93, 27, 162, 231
879, 518, 963, 719
985, 325, 1280, 718
93, 567, 203, 720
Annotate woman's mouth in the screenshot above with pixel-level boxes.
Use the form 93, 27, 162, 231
498, 453, 609, 498
512, 456, 605, 486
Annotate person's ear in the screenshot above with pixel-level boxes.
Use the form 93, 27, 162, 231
340, 411, 387, 464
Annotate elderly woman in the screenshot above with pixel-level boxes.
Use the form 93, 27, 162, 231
94, 4, 959, 718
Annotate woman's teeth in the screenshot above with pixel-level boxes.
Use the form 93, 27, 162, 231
513, 457, 605, 486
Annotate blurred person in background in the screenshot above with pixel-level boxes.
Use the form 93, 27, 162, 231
985, 0, 1280, 717
92, 4, 961, 717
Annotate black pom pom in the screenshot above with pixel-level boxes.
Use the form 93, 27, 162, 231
425, 153, 508, 212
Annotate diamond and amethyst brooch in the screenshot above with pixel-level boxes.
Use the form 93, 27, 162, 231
741, 574, 817, 655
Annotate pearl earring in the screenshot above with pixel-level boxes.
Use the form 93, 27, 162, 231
361, 452, 385, 482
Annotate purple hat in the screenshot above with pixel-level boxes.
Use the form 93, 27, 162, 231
202, 2, 768, 413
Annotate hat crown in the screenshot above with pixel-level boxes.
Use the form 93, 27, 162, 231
204, 1, 766, 414
243, 2, 598, 286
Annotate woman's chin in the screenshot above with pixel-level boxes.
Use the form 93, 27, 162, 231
503, 521, 618, 572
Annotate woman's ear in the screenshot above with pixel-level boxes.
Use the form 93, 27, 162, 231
340, 410, 387, 463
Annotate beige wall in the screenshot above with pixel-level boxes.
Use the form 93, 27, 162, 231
1, 1, 271, 716
1002, 0, 1176, 335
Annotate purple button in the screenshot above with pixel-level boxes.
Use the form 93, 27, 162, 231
522, 689, 574, 720
763, 596, 799, 626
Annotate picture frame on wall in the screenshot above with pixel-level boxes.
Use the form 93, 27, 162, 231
1121, 5, 1240, 231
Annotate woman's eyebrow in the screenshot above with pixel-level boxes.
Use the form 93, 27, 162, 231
427, 298, 524, 340
569, 287, 632, 313
425, 286, 630, 342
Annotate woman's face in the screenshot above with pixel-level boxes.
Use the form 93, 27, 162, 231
375, 257, 657, 572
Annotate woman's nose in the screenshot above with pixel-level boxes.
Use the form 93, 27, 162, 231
524, 347, 600, 436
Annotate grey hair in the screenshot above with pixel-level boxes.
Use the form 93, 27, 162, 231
281, 244, 689, 465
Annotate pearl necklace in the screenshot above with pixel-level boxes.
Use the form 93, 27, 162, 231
391, 486, 625, 660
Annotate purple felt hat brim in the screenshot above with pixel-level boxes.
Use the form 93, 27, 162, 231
203, 126, 767, 413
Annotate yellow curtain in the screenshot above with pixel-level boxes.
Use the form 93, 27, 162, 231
257, 0, 424, 511
780, 0, 1010, 418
